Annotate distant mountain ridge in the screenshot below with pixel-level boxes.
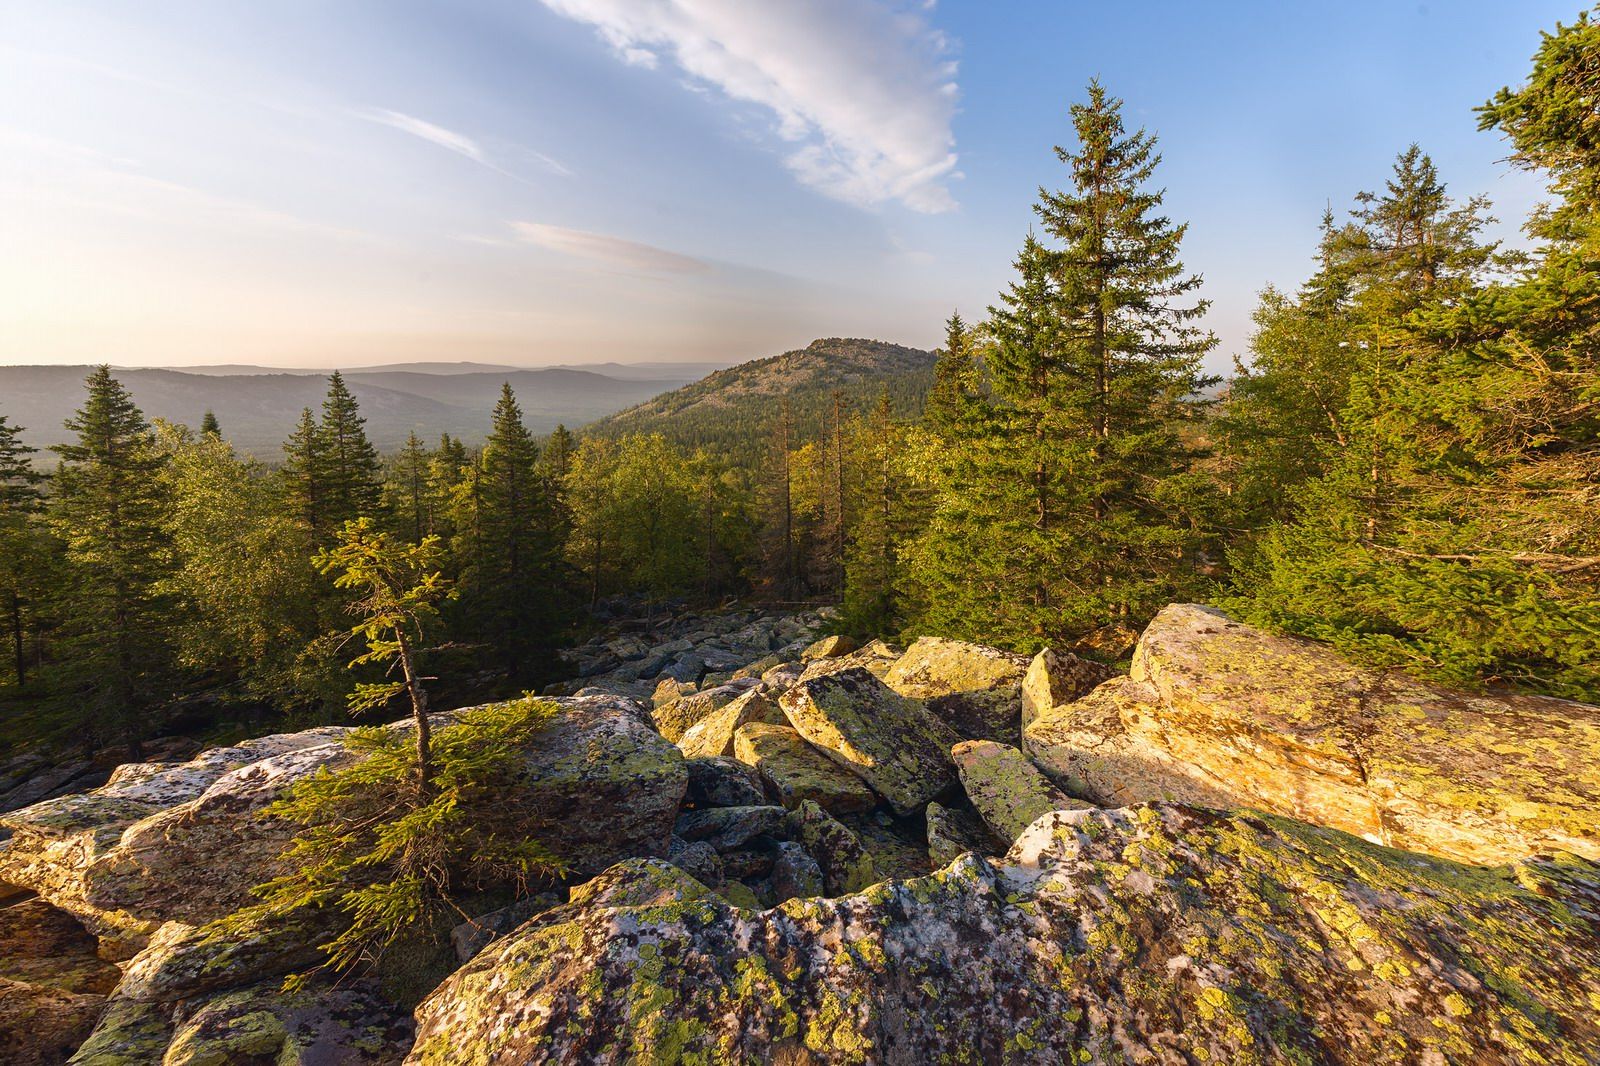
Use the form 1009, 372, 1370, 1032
0, 365, 699, 457
585, 338, 936, 464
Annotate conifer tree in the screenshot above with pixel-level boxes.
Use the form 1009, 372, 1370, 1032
48, 368, 175, 754
468, 384, 568, 679
542, 424, 575, 482
199, 410, 221, 437
1229, 20, 1600, 698
841, 391, 905, 635
906, 82, 1214, 651
318, 372, 383, 527
760, 401, 799, 600
388, 431, 434, 544
282, 407, 325, 532
0, 415, 49, 688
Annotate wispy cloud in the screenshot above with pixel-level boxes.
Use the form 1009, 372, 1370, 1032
510, 221, 712, 273
537, 0, 960, 213
353, 107, 571, 178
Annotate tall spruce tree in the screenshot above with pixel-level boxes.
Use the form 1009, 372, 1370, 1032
905, 82, 1214, 652
470, 384, 568, 679
282, 407, 326, 532
0, 415, 48, 688
318, 372, 383, 527
388, 431, 434, 544
49, 368, 175, 754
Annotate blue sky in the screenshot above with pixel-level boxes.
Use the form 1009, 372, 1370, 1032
0, 0, 1576, 372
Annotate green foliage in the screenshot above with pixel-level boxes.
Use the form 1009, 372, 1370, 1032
46, 367, 178, 752
315, 518, 453, 722
901, 82, 1215, 652
1223, 24, 1600, 699
229, 697, 565, 987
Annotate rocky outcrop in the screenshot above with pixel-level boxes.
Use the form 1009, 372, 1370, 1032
0, 696, 685, 949
779, 668, 961, 816
682, 756, 765, 809
951, 739, 1089, 845
924, 801, 992, 868
783, 801, 876, 897
408, 804, 1600, 1064
1025, 604, 1600, 865
883, 636, 1030, 740
730, 723, 876, 814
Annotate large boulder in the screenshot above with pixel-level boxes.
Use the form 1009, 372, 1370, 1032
882, 636, 1030, 740
1, 697, 686, 946
1020, 647, 1115, 729
783, 800, 877, 897
0, 727, 352, 946
407, 805, 1600, 1064
730, 723, 876, 815
951, 739, 1090, 846
778, 667, 961, 816
1024, 605, 1600, 865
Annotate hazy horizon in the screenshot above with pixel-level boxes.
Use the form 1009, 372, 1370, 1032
3, 1, 1575, 371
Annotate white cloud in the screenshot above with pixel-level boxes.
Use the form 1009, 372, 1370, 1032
538, 0, 960, 212
510, 221, 712, 273
355, 108, 572, 177
358, 108, 486, 162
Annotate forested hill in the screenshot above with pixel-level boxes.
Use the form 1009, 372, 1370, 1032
583, 337, 935, 464
0, 364, 694, 457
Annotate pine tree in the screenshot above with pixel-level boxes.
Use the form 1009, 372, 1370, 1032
759, 402, 798, 600
199, 410, 221, 437
542, 424, 575, 482
906, 82, 1214, 651
841, 391, 905, 635
48, 368, 175, 754
924, 312, 976, 437
318, 372, 383, 527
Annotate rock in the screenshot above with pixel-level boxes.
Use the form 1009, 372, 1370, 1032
768, 841, 824, 902
0, 727, 353, 945
451, 894, 563, 964
651, 677, 697, 709
674, 806, 786, 852
800, 634, 859, 662
0, 898, 122, 1066
682, 756, 766, 809
718, 846, 775, 882
794, 639, 901, 685
759, 660, 806, 691
157, 980, 412, 1065
783, 801, 877, 896
656, 653, 706, 686
778, 667, 961, 816
1026, 604, 1600, 865
718, 880, 762, 911
667, 837, 725, 889
925, 801, 994, 867
842, 809, 932, 882
952, 739, 1090, 846
676, 687, 783, 759
0, 978, 108, 1066
652, 678, 760, 743
3, 697, 685, 949
408, 806, 1600, 1065
1020, 647, 1115, 729
730, 723, 877, 815
882, 636, 1031, 741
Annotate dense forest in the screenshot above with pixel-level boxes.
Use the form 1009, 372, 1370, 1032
2, 11, 1598, 763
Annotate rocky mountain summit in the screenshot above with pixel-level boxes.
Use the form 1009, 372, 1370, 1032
1, 604, 1597, 1063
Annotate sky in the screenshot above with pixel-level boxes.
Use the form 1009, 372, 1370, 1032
0, 0, 1578, 373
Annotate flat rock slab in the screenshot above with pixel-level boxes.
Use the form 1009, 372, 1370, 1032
677, 687, 783, 759
731, 723, 876, 815
1025, 604, 1600, 865
778, 667, 961, 816
407, 805, 1600, 1064
952, 739, 1090, 845
653, 678, 761, 743
674, 806, 786, 852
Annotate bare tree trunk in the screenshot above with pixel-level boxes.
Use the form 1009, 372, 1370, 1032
397, 629, 432, 796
